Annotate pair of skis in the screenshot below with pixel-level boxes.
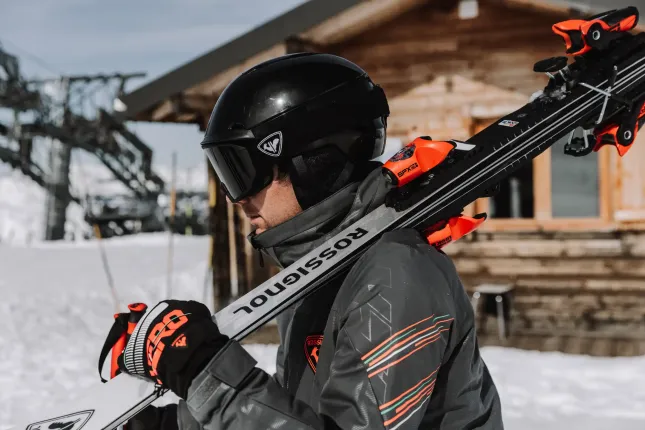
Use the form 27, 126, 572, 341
14, 6, 645, 430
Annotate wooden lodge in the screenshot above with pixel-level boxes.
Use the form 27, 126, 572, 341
117, 0, 645, 356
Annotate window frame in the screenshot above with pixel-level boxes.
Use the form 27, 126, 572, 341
464, 117, 614, 232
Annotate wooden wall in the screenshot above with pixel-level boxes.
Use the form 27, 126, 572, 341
614, 134, 645, 224
329, 1, 562, 99
442, 230, 645, 355
324, 0, 645, 231
201, 1, 645, 353
382, 74, 527, 141
325, 1, 645, 352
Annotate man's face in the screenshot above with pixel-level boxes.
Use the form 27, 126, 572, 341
231, 167, 303, 235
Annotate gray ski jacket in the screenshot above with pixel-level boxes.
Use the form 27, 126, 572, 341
176, 167, 503, 429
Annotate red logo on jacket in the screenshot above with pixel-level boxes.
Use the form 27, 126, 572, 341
304, 335, 324, 373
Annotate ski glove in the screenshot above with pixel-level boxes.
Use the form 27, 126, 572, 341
128, 404, 178, 430
114, 300, 229, 399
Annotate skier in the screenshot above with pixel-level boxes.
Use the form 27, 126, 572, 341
114, 53, 504, 430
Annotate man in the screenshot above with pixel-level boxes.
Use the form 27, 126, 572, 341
117, 53, 504, 430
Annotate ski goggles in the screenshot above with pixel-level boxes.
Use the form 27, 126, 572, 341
202, 141, 276, 203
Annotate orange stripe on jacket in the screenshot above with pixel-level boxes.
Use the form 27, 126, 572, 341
383, 382, 436, 427
369, 318, 453, 367
361, 314, 435, 361
395, 381, 436, 415
368, 328, 450, 378
379, 367, 440, 410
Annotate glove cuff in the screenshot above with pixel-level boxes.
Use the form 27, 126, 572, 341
123, 302, 172, 378
120, 300, 230, 398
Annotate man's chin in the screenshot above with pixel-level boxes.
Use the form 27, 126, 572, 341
250, 221, 267, 235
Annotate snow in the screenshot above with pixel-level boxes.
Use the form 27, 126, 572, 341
0, 158, 208, 245
1, 234, 644, 429
484, 347, 645, 429
1, 171, 644, 429
0, 167, 88, 245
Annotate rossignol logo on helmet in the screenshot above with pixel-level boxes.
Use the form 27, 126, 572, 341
257, 131, 282, 157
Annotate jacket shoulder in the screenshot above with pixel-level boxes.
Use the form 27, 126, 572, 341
336, 228, 462, 316
360, 228, 458, 284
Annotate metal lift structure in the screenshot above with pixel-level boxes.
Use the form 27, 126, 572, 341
0, 43, 166, 239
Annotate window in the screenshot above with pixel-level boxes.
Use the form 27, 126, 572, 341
469, 117, 610, 230
470, 118, 535, 220
550, 135, 599, 218
489, 162, 534, 219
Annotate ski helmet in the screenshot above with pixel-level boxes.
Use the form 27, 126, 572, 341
201, 52, 390, 204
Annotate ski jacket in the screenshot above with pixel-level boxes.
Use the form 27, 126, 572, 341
176, 166, 504, 429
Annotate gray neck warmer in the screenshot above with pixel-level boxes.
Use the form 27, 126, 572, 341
249, 166, 391, 268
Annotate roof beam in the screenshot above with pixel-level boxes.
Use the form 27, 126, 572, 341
148, 94, 217, 122
185, 43, 287, 99
300, 0, 428, 45
151, 98, 181, 122
119, 0, 645, 124
285, 35, 324, 53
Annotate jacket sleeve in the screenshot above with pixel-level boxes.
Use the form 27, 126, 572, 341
177, 401, 201, 430
182, 229, 463, 430
317, 229, 463, 430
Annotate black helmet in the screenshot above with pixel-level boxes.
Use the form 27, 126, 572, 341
201, 52, 389, 204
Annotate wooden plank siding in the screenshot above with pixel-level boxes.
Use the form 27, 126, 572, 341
325, 2, 567, 232
327, 2, 563, 99
443, 231, 645, 345
614, 132, 645, 222
318, 1, 635, 233
384, 75, 528, 139
197, 1, 645, 354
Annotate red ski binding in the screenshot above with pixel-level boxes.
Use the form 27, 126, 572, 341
425, 213, 487, 249
593, 96, 645, 156
552, 7, 638, 56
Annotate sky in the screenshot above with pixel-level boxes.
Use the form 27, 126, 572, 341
0, 0, 307, 173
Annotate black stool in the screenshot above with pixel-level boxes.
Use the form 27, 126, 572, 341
471, 284, 514, 340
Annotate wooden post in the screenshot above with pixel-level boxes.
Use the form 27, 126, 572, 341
533, 148, 552, 221
599, 148, 613, 222
230, 206, 245, 296
238, 205, 255, 295
227, 200, 239, 298
207, 159, 232, 311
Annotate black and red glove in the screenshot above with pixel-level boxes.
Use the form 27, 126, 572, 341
101, 300, 229, 399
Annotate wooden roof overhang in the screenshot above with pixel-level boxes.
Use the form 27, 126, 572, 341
116, 0, 645, 126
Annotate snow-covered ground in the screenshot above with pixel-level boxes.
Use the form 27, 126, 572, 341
1, 170, 645, 429
2, 234, 644, 429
